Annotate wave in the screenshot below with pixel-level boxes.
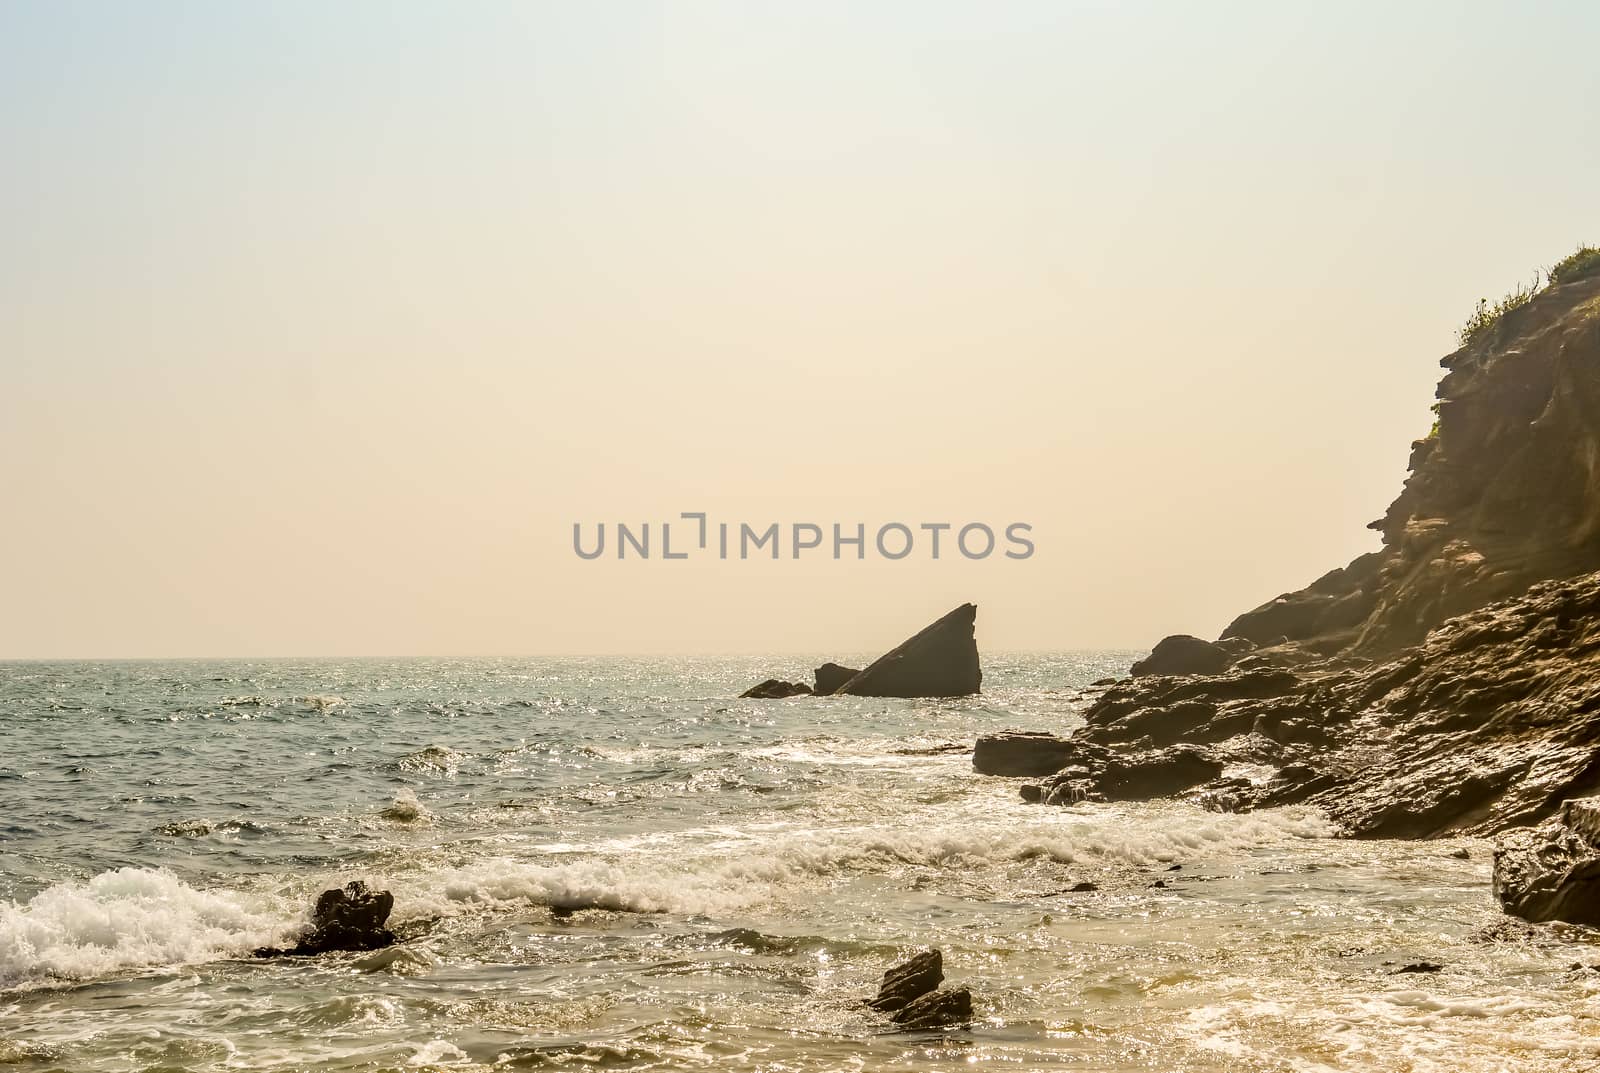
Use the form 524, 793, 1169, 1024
380, 788, 431, 823
391, 806, 1333, 918
0, 868, 291, 989
0, 806, 1332, 990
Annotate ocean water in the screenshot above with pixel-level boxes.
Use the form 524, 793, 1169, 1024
1, 655, 1597, 1072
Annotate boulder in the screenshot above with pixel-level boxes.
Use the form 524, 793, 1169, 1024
892, 987, 972, 1029
868, 948, 942, 1012
1032, 743, 1224, 806
1130, 635, 1232, 678
255, 880, 397, 957
740, 679, 812, 699
837, 603, 982, 698
1493, 798, 1600, 926
813, 662, 861, 696
973, 731, 1074, 777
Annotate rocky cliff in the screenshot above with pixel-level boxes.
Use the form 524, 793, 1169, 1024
1223, 269, 1600, 658
978, 256, 1600, 863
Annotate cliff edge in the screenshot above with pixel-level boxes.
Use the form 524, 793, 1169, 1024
1226, 265, 1600, 658
980, 250, 1600, 850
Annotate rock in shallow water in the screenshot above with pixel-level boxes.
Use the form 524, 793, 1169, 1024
836, 604, 982, 698
868, 949, 942, 1012
812, 662, 861, 696
740, 679, 812, 699
255, 880, 398, 957
866, 949, 974, 1029
972, 731, 1074, 777
891, 987, 973, 1029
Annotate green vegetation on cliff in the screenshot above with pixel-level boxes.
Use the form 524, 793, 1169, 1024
1459, 243, 1600, 347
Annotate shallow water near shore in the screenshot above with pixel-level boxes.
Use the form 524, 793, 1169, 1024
2, 655, 1598, 1072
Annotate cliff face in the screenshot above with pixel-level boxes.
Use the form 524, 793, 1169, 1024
977, 261, 1600, 845
1223, 272, 1600, 657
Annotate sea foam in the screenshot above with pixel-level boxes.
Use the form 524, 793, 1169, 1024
0, 867, 290, 989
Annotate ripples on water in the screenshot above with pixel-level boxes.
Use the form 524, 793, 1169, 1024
0, 655, 1597, 1071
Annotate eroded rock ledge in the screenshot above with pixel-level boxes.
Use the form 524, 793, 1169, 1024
980, 569, 1600, 838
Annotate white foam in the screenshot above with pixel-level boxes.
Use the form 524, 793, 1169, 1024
0, 868, 291, 989
381, 787, 430, 824
408, 1039, 469, 1066
391, 806, 1333, 919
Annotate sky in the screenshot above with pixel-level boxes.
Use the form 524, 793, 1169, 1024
2, 1, 1598, 658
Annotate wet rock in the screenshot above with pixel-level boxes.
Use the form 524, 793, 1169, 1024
740, 679, 812, 699
1089, 677, 1120, 687
1030, 742, 1224, 806
1130, 635, 1232, 678
255, 880, 397, 957
812, 662, 861, 696
1493, 800, 1600, 926
891, 987, 972, 1029
868, 949, 942, 1012
1027, 569, 1600, 837
1067, 880, 1098, 892
1097, 746, 1224, 800
837, 603, 981, 698
972, 731, 1074, 777
1392, 961, 1444, 974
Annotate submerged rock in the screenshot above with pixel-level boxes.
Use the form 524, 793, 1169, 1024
813, 663, 861, 696
1130, 635, 1232, 678
740, 679, 812, 699
972, 731, 1074, 777
255, 880, 397, 957
837, 603, 981, 698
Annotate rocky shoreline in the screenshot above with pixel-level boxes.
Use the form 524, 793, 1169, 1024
971, 261, 1600, 928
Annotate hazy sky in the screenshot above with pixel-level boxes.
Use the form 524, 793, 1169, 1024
3, 1, 1598, 658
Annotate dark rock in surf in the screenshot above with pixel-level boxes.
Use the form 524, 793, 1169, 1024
1030, 742, 1223, 805
892, 987, 973, 1029
254, 880, 397, 957
837, 603, 981, 698
740, 679, 812, 699
813, 662, 861, 696
868, 948, 943, 1012
972, 731, 1074, 777
1130, 635, 1232, 678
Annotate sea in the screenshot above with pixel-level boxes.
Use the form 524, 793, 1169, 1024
1, 655, 1596, 1072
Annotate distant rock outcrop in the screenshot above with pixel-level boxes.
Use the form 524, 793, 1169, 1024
813, 662, 861, 696
1130, 635, 1232, 677
836, 603, 981, 698
255, 880, 397, 957
740, 679, 812, 699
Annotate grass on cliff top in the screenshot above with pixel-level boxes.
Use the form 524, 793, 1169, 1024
1549, 245, 1600, 287
1457, 243, 1600, 347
